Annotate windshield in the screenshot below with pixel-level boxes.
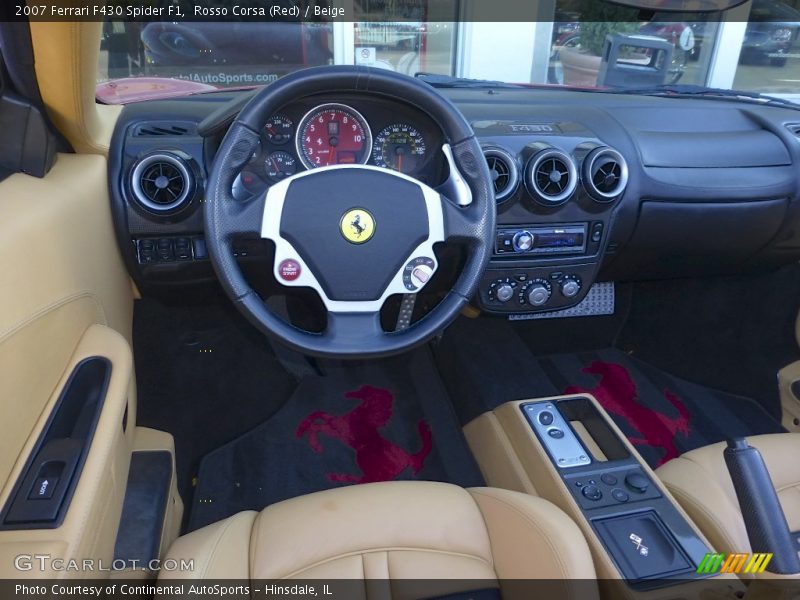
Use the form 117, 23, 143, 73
95, 0, 800, 104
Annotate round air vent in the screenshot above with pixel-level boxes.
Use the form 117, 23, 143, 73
129, 152, 196, 215
483, 147, 519, 204
525, 148, 578, 206
583, 147, 629, 203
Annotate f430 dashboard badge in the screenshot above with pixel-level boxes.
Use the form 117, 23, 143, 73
340, 208, 376, 244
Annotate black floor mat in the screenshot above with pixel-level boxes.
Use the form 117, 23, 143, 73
616, 267, 800, 422
436, 318, 784, 469
133, 299, 297, 525
187, 348, 484, 532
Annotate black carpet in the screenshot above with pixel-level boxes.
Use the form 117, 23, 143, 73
436, 317, 784, 469
187, 348, 484, 531
133, 298, 297, 526
616, 266, 800, 422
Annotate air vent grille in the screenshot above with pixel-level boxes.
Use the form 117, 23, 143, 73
483, 147, 519, 203
583, 147, 628, 202
132, 122, 196, 137
525, 149, 577, 205
130, 153, 195, 214
786, 123, 800, 138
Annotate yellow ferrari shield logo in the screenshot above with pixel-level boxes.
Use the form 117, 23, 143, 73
340, 208, 376, 244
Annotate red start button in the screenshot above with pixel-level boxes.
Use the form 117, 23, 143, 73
278, 259, 301, 282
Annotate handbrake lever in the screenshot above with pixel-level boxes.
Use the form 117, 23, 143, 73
724, 438, 800, 574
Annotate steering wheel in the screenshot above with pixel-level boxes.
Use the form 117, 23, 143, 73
206, 66, 495, 358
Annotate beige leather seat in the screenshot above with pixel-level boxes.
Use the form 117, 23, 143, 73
161, 481, 598, 595
656, 433, 800, 573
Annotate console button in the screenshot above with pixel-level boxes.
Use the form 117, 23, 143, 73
581, 485, 603, 501
538, 411, 554, 426
547, 428, 565, 439
489, 278, 517, 304
560, 277, 582, 298
512, 230, 535, 252
138, 239, 156, 263
592, 223, 604, 243
29, 477, 57, 500
175, 237, 192, 261
496, 232, 514, 253
625, 472, 651, 494
156, 238, 174, 261
612, 488, 630, 503
524, 279, 552, 307
495, 283, 515, 303
192, 238, 208, 260
601, 473, 618, 486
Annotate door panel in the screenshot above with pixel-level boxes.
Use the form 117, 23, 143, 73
0, 153, 134, 577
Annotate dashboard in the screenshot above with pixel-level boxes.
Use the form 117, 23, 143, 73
108, 84, 800, 320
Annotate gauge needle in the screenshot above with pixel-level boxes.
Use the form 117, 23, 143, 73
271, 156, 280, 173
397, 152, 403, 173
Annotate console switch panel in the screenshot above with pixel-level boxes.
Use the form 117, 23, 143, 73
522, 402, 591, 468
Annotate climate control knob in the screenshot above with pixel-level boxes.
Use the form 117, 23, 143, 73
560, 277, 582, 299
524, 279, 552, 307
488, 278, 518, 304
495, 283, 515, 303
512, 230, 535, 253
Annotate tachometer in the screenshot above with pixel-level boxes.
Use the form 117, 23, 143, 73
296, 103, 372, 169
372, 124, 427, 173
264, 114, 293, 145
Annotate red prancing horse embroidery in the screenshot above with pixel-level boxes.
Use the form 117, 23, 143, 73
295, 384, 433, 483
565, 361, 691, 466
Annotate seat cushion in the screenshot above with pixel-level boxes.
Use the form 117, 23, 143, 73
656, 433, 800, 563
162, 481, 597, 596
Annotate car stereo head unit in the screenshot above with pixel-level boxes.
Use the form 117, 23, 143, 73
495, 224, 587, 256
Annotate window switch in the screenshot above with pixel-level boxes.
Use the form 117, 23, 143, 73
29, 477, 57, 500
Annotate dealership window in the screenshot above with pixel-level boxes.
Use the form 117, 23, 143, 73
96, 1, 800, 103
731, 0, 800, 95
353, 22, 458, 76
98, 21, 334, 85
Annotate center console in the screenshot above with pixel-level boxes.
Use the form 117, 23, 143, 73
464, 395, 743, 599
474, 122, 627, 316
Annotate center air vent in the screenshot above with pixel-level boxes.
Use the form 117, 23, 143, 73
525, 148, 577, 206
129, 152, 196, 215
483, 147, 519, 204
583, 147, 629, 203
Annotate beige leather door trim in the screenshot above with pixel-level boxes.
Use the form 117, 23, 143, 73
0, 324, 135, 579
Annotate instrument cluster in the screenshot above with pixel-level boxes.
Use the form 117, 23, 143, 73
232, 97, 442, 199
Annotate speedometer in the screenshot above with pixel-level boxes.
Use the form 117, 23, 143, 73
296, 103, 372, 169
373, 124, 427, 174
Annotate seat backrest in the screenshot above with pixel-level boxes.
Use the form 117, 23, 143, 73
656, 433, 800, 576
